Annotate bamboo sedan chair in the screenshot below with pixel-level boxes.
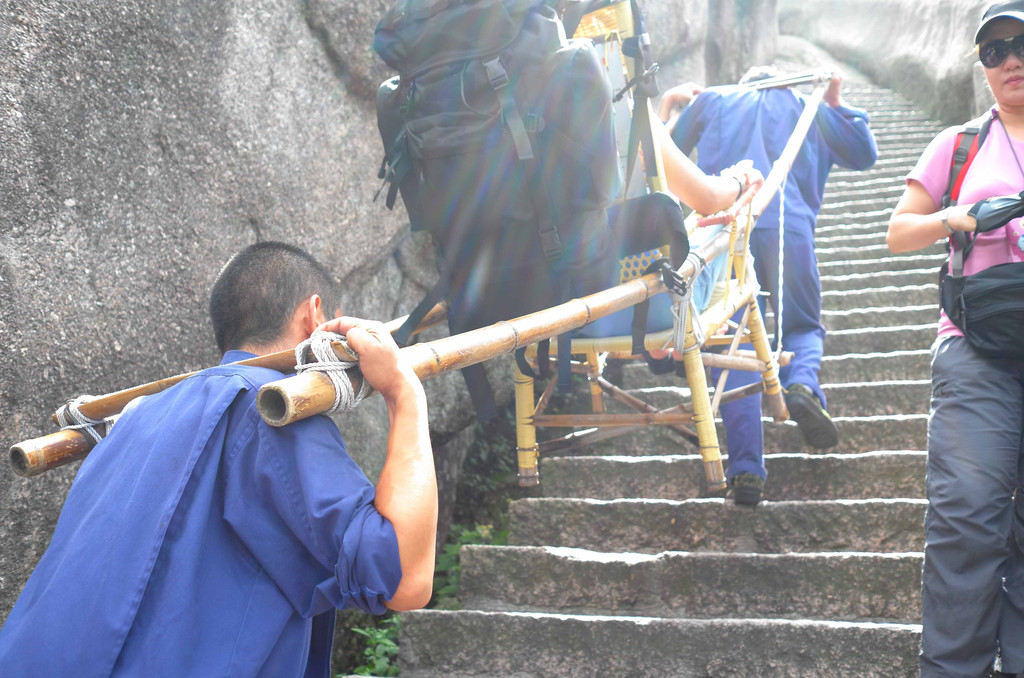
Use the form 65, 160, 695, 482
512, 0, 788, 493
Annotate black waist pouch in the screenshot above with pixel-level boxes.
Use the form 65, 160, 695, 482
942, 261, 1024, 359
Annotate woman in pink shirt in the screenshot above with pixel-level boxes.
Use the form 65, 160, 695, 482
888, 2, 1024, 675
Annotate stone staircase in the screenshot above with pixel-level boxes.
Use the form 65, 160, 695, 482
397, 82, 947, 676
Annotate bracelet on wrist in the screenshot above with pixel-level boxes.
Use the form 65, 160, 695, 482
732, 175, 745, 200
940, 210, 953, 234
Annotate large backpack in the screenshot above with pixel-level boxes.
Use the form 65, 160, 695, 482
374, 0, 624, 415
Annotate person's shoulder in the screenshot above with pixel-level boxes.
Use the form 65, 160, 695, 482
704, 84, 745, 99
938, 109, 996, 140
203, 359, 288, 391
926, 124, 966, 153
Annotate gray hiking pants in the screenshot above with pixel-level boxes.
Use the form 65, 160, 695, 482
921, 336, 1024, 677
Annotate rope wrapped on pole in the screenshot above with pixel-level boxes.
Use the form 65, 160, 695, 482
9, 302, 448, 478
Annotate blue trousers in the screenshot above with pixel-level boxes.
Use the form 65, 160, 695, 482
714, 226, 827, 481
920, 336, 1024, 677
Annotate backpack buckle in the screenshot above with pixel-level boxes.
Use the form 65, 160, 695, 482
482, 57, 509, 90
539, 225, 563, 261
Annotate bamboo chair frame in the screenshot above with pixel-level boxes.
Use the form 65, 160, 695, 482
512, 208, 787, 492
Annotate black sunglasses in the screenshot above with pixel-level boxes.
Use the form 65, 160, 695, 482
979, 34, 1024, 68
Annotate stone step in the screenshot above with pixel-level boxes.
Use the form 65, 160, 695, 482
826, 171, 916, 192
817, 191, 904, 217
866, 112, 937, 126
867, 120, 942, 135
539, 451, 926, 501
823, 304, 935, 330
819, 267, 933, 292
830, 162, 916, 182
875, 132, 936, 149
617, 347, 930, 395
821, 284, 935, 310
398, 610, 921, 678
617, 348, 930, 391
817, 208, 890, 229
763, 413, 928, 454
507, 497, 926, 553
817, 253, 943, 275
823, 323, 933, 354
811, 220, 884, 238
815, 222, 890, 242
624, 378, 929, 418
819, 349, 931, 384
572, 404, 927, 458
816, 242, 897, 263
823, 379, 930, 416
460, 545, 922, 622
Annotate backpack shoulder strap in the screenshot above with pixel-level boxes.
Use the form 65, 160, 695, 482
942, 113, 993, 274
943, 112, 993, 209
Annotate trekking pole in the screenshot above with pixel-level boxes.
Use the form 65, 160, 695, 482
9, 302, 449, 477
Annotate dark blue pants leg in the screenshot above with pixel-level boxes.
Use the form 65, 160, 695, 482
713, 356, 766, 482
750, 227, 828, 408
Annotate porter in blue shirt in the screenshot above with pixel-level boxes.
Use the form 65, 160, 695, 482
667, 72, 877, 502
0, 242, 436, 676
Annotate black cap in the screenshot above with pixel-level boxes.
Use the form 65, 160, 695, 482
976, 0, 1024, 44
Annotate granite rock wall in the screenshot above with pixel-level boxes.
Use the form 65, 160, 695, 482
0, 0, 774, 619
779, 0, 994, 124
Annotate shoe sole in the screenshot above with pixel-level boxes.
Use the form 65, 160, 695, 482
732, 485, 762, 506
785, 390, 839, 450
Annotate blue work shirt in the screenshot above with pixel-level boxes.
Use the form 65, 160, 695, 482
0, 351, 401, 677
671, 85, 878, 234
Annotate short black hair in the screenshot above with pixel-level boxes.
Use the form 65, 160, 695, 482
209, 242, 339, 353
739, 65, 781, 85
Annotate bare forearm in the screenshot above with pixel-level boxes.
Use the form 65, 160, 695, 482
655, 122, 740, 214
887, 210, 951, 253
375, 378, 437, 611
888, 182, 975, 253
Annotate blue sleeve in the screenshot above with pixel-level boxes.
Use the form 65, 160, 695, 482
814, 102, 878, 171
671, 91, 714, 155
223, 408, 401, 617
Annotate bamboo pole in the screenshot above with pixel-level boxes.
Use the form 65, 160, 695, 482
10, 429, 101, 478
257, 226, 737, 427
10, 303, 448, 478
751, 84, 827, 217
747, 69, 832, 91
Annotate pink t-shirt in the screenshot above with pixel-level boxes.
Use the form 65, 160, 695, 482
907, 108, 1024, 337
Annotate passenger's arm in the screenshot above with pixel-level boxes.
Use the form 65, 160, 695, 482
887, 180, 977, 253
658, 81, 703, 127
318, 316, 437, 611
652, 118, 756, 214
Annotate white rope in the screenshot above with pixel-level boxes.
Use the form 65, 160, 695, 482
294, 331, 374, 414
774, 174, 787, 362
55, 395, 108, 445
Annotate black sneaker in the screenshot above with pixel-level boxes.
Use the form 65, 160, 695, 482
784, 383, 839, 450
728, 472, 764, 506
